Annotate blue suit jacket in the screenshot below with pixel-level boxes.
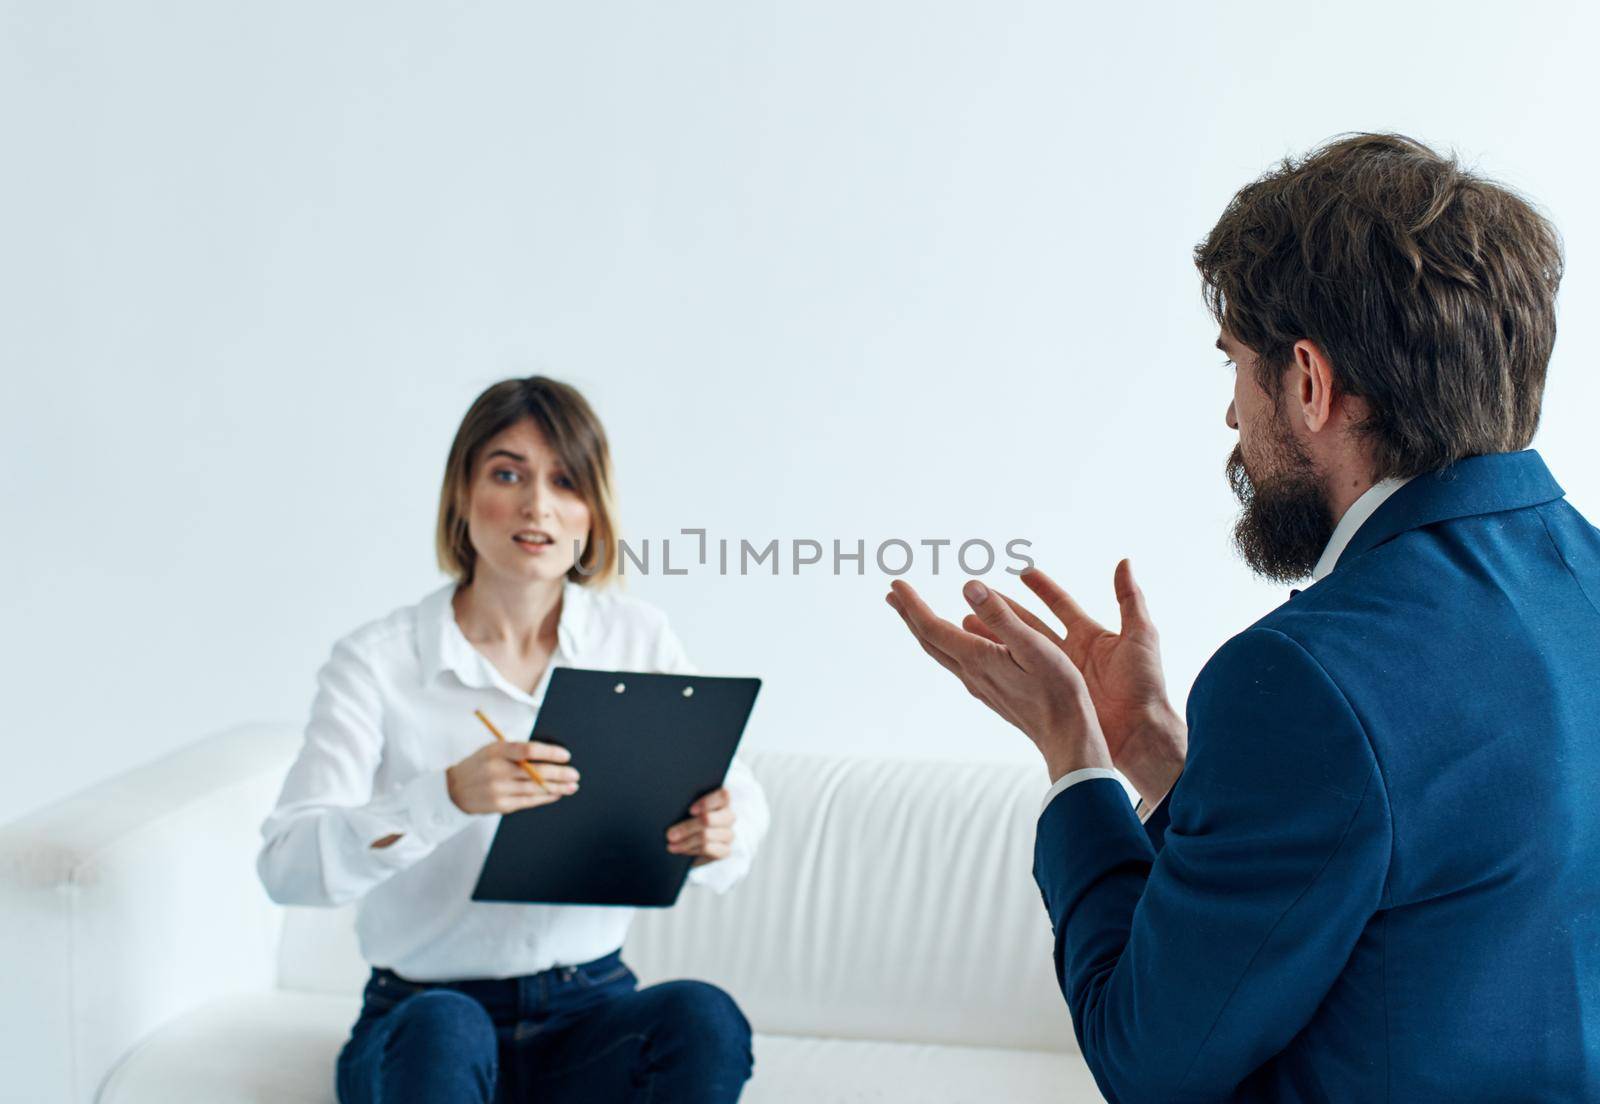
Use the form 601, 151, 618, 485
1034, 450, 1600, 1102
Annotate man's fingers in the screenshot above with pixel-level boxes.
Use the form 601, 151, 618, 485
966, 604, 1061, 649
1021, 568, 1103, 637
961, 613, 1001, 643
915, 633, 965, 679
887, 591, 974, 677
1000, 593, 1064, 646
961, 580, 1046, 667
890, 583, 1032, 709
1114, 557, 1157, 638
887, 580, 996, 665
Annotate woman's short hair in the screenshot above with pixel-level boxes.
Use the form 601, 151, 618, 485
435, 377, 620, 587
1195, 132, 1564, 480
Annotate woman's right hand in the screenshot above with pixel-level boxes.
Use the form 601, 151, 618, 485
446, 741, 580, 815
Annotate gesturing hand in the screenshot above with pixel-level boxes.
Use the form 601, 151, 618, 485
665, 787, 737, 867
446, 741, 581, 816
886, 577, 1114, 783
958, 561, 1186, 805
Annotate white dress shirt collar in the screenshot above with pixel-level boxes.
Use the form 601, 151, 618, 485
417, 577, 592, 688
1309, 476, 1413, 582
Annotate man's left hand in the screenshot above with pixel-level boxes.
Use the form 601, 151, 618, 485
666, 787, 736, 867
886, 578, 1114, 782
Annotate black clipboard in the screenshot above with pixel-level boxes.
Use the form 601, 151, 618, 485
470, 668, 761, 908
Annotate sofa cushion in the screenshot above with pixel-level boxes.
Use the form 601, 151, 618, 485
97, 991, 1105, 1103
278, 753, 1085, 1053
98, 992, 352, 1104
751, 1034, 1104, 1102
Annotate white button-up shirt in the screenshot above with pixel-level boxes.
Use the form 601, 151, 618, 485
1041, 476, 1413, 819
257, 578, 770, 982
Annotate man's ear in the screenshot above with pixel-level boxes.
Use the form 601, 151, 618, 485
1291, 339, 1336, 433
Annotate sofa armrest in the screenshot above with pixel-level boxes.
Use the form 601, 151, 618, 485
0, 723, 302, 1104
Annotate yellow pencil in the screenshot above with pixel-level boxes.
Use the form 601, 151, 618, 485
473, 708, 548, 789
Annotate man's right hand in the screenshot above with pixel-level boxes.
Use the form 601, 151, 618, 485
962, 559, 1186, 807
446, 740, 581, 815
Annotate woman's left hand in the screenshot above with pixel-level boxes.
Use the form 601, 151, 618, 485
665, 788, 736, 866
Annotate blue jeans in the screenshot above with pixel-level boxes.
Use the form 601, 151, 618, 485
334, 951, 753, 1104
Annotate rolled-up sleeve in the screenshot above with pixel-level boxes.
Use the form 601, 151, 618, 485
256, 638, 475, 907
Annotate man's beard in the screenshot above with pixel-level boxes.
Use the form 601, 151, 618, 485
1225, 412, 1336, 584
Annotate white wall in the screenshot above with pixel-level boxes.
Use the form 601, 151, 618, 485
3, 0, 1596, 824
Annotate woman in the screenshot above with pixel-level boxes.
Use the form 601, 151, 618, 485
257, 376, 769, 1104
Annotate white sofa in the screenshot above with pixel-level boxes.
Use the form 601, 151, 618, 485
0, 723, 1108, 1103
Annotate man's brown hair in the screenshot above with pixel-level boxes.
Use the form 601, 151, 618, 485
1195, 132, 1563, 480
436, 376, 621, 586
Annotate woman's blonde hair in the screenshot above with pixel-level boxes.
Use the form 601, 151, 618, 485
435, 377, 620, 587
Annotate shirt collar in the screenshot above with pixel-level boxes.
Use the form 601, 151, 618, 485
1309, 476, 1413, 582
417, 577, 591, 687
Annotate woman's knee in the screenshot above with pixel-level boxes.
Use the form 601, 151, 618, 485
339, 990, 497, 1104
384, 989, 497, 1068
645, 980, 753, 1054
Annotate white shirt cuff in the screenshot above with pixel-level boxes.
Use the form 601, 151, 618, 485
1133, 784, 1172, 825
685, 849, 749, 894
395, 768, 476, 848
1040, 767, 1125, 816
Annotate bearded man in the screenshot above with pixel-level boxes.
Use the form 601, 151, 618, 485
888, 133, 1599, 1102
